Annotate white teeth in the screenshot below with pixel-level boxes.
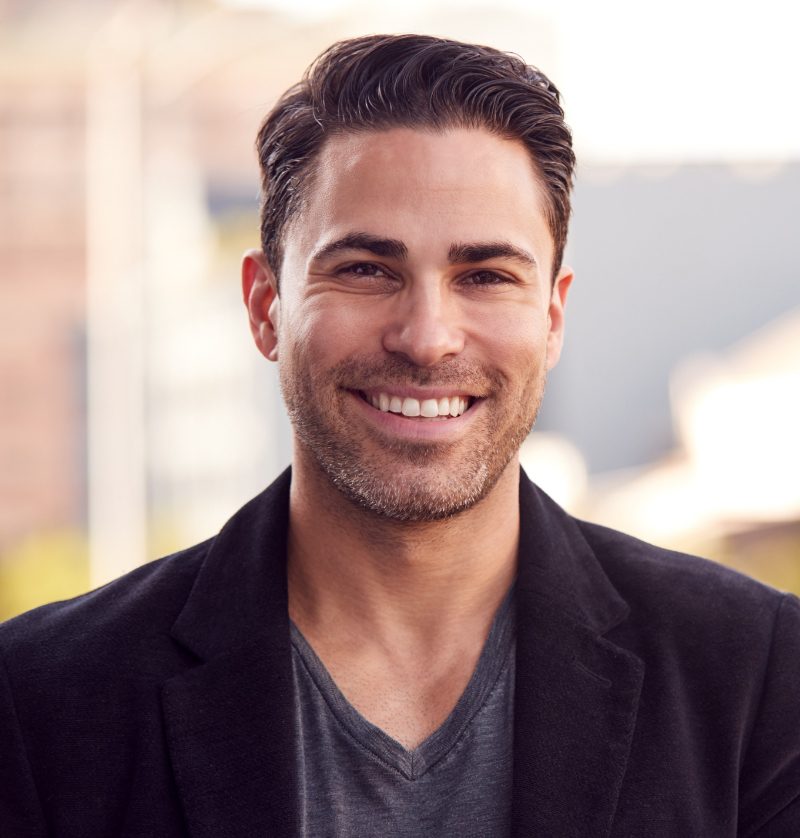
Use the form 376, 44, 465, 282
420, 399, 439, 417
366, 392, 472, 418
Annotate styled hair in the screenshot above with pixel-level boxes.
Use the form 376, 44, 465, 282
256, 34, 575, 283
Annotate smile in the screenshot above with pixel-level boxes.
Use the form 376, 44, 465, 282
359, 391, 473, 418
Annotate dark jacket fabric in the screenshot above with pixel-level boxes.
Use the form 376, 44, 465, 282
1, 468, 799, 837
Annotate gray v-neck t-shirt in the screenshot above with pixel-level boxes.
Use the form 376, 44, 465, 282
290, 587, 516, 837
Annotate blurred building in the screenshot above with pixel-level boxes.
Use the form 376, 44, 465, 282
540, 161, 800, 474
0, 19, 87, 546
571, 307, 800, 590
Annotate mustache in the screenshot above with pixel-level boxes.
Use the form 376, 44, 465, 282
329, 356, 502, 395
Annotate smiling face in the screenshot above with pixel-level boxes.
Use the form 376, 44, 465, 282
244, 127, 572, 521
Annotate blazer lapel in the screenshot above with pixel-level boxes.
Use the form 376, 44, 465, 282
162, 469, 300, 838
512, 476, 644, 837
162, 639, 298, 837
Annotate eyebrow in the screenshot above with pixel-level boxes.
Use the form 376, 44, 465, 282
311, 232, 537, 270
448, 241, 538, 269
311, 233, 408, 263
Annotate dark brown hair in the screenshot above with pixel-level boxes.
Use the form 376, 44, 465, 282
256, 34, 575, 283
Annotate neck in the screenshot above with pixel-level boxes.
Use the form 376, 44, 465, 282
287, 447, 520, 651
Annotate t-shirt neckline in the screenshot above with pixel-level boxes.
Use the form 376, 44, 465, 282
290, 583, 516, 781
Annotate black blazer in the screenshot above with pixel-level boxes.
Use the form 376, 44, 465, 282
1, 469, 799, 837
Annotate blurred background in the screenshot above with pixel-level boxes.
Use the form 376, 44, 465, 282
1, 0, 798, 619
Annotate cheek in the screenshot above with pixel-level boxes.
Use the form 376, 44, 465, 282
284, 300, 373, 366
474, 306, 547, 368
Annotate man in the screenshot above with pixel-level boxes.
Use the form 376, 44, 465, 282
1, 34, 798, 838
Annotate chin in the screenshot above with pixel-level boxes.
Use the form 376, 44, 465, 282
323, 458, 501, 522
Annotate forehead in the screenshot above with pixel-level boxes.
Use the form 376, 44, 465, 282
284, 127, 554, 270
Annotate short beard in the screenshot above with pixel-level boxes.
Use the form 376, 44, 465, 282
304, 435, 494, 523
281, 354, 545, 523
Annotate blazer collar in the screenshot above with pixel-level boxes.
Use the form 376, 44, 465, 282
512, 474, 644, 837
162, 467, 643, 837
163, 468, 300, 836
516, 471, 630, 633
170, 467, 293, 660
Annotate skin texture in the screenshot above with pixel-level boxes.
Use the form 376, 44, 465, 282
243, 127, 572, 748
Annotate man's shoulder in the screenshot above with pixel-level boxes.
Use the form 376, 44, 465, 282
577, 516, 782, 598
0, 469, 293, 685
575, 516, 794, 643
0, 538, 211, 677
521, 476, 791, 635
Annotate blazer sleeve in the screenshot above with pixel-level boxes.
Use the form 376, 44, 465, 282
0, 647, 48, 837
739, 593, 800, 837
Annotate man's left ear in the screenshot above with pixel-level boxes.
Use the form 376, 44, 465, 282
241, 249, 280, 362
545, 264, 574, 371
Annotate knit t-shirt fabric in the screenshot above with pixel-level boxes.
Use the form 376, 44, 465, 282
290, 586, 516, 837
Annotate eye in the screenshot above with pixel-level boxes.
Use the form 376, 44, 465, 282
461, 270, 516, 287
337, 262, 390, 278
332, 261, 400, 293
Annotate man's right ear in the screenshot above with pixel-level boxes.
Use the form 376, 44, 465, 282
241, 249, 280, 362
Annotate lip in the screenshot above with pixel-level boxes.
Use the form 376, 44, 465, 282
347, 389, 483, 441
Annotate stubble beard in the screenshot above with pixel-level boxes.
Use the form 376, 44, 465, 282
280, 353, 546, 523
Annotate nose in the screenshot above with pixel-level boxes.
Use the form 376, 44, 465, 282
381, 281, 465, 367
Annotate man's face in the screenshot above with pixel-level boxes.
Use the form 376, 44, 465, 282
245, 127, 571, 521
